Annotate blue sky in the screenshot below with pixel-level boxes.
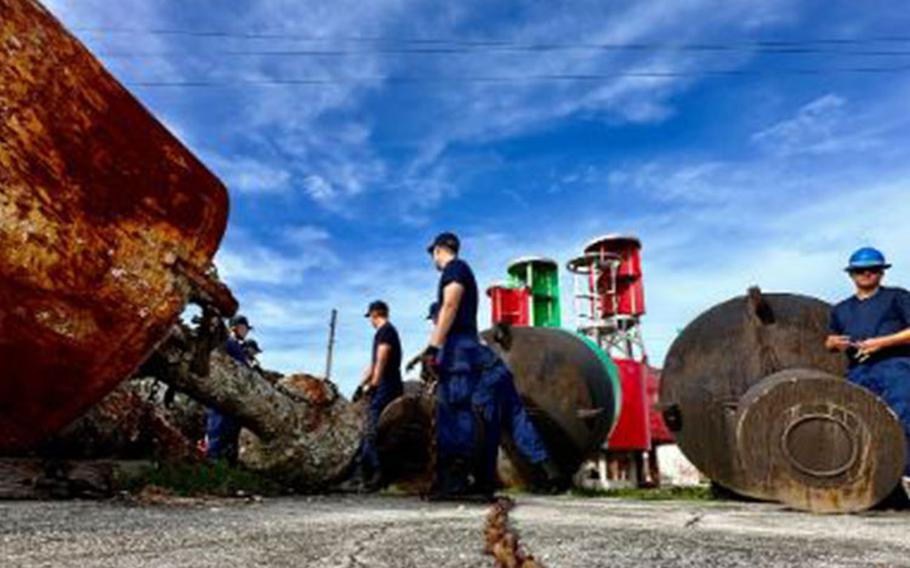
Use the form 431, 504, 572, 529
46, 1, 910, 395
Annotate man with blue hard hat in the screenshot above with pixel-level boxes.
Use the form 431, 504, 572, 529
826, 247, 910, 492
420, 232, 489, 500
206, 314, 253, 464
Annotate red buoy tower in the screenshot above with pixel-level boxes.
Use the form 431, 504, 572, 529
567, 235, 647, 359
567, 235, 671, 486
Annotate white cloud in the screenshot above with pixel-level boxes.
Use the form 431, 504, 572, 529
608, 161, 731, 204
302, 175, 337, 203
751, 94, 849, 156
68, 0, 803, 219
216, 226, 339, 286
282, 225, 331, 245
207, 156, 293, 195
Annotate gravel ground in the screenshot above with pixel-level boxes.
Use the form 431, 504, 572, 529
1, 494, 908, 567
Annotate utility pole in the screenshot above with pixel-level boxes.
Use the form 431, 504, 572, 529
325, 309, 338, 381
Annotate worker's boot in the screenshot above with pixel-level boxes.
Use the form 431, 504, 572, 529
532, 459, 564, 494
336, 462, 365, 493
427, 457, 472, 501
362, 468, 384, 493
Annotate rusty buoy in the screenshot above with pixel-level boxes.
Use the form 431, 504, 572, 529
374, 326, 619, 490
736, 368, 905, 513
660, 288, 906, 512
0, 0, 232, 450
482, 325, 619, 484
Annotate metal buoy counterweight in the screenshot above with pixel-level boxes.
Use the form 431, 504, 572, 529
659, 288, 907, 512
659, 289, 845, 494
736, 369, 905, 513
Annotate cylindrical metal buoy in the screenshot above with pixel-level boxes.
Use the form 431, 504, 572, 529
659, 289, 846, 495
482, 325, 619, 484
375, 327, 620, 490
375, 381, 434, 491
0, 0, 232, 451
736, 369, 906, 513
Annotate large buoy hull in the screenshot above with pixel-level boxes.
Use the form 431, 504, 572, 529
0, 0, 230, 450
483, 326, 619, 483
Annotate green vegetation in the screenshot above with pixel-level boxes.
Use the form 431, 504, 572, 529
116, 460, 284, 497
570, 485, 714, 501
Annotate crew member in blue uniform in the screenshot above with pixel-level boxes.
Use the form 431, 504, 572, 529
420, 232, 487, 500
473, 335, 563, 493
353, 300, 404, 491
206, 314, 252, 464
425, 303, 561, 493
826, 247, 910, 490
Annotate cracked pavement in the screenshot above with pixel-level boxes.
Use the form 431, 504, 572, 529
1, 494, 909, 567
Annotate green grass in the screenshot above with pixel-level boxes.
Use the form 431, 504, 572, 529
570, 485, 714, 501
116, 460, 284, 497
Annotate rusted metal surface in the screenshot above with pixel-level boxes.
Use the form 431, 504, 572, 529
735, 369, 905, 513
0, 458, 115, 499
371, 328, 618, 490
32, 382, 197, 461
659, 290, 845, 494
375, 381, 433, 491
484, 497, 544, 568
0, 0, 230, 450
483, 326, 618, 483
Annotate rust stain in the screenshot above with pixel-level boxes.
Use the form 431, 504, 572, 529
0, 0, 229, 450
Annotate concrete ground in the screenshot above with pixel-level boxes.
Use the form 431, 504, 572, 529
1, 494, 909, 567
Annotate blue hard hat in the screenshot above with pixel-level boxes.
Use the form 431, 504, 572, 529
845, 247, 891, 271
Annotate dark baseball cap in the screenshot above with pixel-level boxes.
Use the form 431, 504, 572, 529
427, 232, 460, 255
364, 300, 390, 317
426, 302, 439, 321
229, 315, 253, 329
245, 339, 263, 354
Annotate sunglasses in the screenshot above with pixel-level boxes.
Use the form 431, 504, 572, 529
849, 268, 883, 276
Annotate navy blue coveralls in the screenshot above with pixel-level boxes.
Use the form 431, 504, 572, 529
472, 345, 550, 489
435, 258, 485, 488
359, 322, 404, 477
830, 286, 910, 476
206, 337, 247, 463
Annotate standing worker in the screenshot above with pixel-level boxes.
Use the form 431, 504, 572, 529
243, 339, 263, 373
474, 331, 563, 493
422, 303, 562, 494
826, 247, 910, 493
353, 300, 404, 492
205, 314, 253, 464
420, 232, 488, 500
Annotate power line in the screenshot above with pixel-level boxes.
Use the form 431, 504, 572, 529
94, 45, 910, 59
124, 64, 910, 89
73, 25, 910, 53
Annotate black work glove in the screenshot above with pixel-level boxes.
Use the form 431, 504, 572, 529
405, 353, 423, 373
420, 345, 441, 383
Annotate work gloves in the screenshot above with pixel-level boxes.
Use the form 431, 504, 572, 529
405, 345, 441, 383
419, 345, 441, 383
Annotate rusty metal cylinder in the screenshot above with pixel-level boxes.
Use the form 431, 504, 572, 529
1, 0, 231, 451
376, 327, 619, 489
660, 289, 905, 512
482, 325, 619, 483
659, 290, 845, 492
